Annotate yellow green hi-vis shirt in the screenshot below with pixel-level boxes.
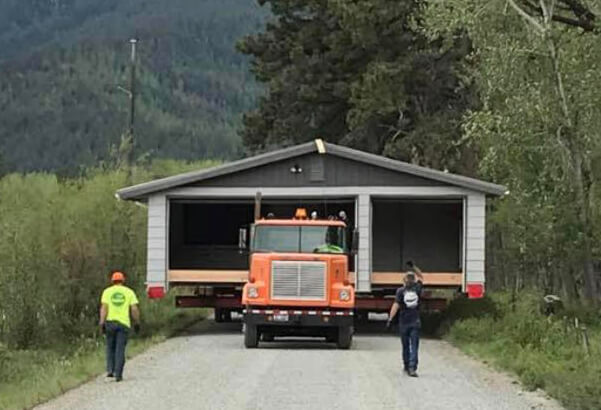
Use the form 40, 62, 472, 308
101, 285, 139, 328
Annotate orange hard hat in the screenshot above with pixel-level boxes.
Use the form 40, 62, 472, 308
111, 271, 125, 282
295, 208, 307, 219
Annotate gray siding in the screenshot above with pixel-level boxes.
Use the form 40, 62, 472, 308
357, 194, 372, 292
465, 194, 486, 284
186, 154, 447, 188
147, 194, 169, 288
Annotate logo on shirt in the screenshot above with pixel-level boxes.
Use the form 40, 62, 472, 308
403, 290, 419, 308
111, 292, 126, 307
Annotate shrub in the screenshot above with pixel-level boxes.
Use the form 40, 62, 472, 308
435, 294, 499, 337
0, 161, 213, 349
445, 291, 601, 410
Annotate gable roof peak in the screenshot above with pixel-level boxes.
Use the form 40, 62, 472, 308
116, 141, 506, 200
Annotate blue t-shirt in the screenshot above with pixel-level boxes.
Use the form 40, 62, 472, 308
394, 281, 423, 324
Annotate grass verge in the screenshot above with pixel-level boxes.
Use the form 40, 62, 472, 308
442, 292, 601, 410
0, 296, 206, 410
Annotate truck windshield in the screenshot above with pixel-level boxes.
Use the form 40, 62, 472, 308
253, 225, 347, 254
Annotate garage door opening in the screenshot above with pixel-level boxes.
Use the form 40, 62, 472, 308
371, 199, 463, 284
169, 198, 355, 272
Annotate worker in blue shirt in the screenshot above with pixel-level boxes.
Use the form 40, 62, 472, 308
387, 261, 424, 377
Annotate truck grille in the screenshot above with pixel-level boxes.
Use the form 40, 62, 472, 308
271, 261, 327, 301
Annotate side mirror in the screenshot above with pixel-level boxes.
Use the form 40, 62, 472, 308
351, 229, 359, 255
238, 228, 248, 250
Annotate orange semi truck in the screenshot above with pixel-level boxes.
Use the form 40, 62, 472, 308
240, 213, 355, 348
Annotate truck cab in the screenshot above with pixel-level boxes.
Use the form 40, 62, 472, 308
241, 212, 355, 348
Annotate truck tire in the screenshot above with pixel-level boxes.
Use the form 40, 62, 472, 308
336, 326, 353, 349
222, 309, 232, 322
262, 333, 274, 342
244, 323, 259, 348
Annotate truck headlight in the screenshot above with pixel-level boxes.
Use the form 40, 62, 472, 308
248, 287, 259, 298
339, 289, 350, 301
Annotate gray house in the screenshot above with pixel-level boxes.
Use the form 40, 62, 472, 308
117, 140, 505, 312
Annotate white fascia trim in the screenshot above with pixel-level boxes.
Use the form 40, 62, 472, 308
165, 186, 474, 198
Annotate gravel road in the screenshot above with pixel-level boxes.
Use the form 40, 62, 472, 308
36, 318, 563, 410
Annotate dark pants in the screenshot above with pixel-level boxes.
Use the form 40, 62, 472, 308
105, 321, 129, 378
400, 321, 420, 371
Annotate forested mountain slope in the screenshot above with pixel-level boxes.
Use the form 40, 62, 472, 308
0, 0, 266, 173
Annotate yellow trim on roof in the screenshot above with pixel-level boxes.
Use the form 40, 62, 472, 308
315, 138, 326, 154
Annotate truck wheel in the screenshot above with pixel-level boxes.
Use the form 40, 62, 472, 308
325, 329, 337, 343
214, 308, 224, 323
222, 309, 232, 322
244, 323, 258, 348
336, 326, 353, 349
262, 333, 274, 342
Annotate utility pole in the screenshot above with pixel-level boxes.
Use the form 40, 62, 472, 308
127, 38, 137, 167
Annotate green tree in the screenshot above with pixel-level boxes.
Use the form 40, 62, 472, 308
239, 0, 478, 174
424, 0, 601, 302
0, 159, 216, 348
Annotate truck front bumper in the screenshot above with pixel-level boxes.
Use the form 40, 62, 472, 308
243, 308, 353, 333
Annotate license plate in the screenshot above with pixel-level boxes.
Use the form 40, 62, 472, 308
273, 314, 289, 322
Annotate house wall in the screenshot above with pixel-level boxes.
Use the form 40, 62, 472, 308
147, 194, 169, 289
145, 186, 486, 293
356, 194, 372, 292
465, 193, 486, 286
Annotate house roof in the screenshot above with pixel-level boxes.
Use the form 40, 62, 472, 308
116, 140, 506, 200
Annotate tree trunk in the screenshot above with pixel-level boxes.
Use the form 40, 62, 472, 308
560, 264, 579, 301
573, 154, 599, 303
579, 201, 599, 303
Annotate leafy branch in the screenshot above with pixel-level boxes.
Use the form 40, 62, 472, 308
513, 0, 598, 32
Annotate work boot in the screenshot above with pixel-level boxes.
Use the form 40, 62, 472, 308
408, 369, 418, 377
115, 376, 123, 382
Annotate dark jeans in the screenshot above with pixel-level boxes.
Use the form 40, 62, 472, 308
105, 321, 129, 378
399, 321, 420, 371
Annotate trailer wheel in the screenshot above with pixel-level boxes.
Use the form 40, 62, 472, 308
262, 333, 274, 342
214, 308, 224, 323
336, 326, 353, 349
244, 323, 258, 348
222, 309, 232, 322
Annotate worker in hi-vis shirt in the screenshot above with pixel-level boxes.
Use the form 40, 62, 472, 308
99, 271, 140, 382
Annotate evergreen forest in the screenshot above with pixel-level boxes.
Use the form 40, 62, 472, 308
0, 0, 266, 173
